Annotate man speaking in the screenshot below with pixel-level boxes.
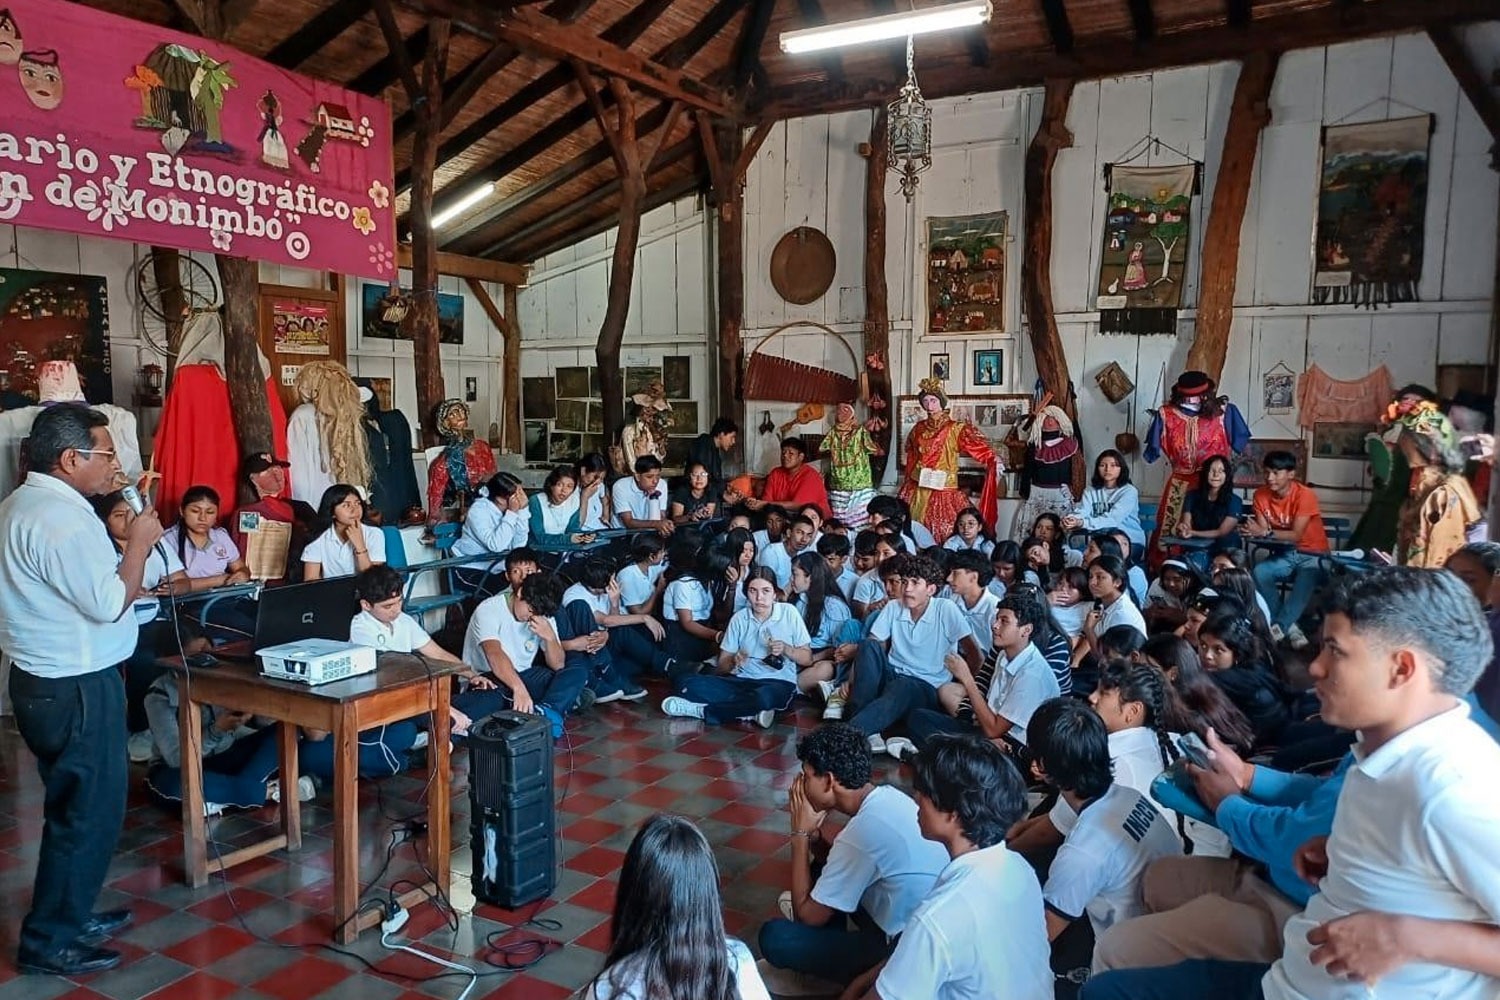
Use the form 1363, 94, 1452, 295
0, 404, 163, 976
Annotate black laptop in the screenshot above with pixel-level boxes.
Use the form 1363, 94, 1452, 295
252, 577, 360, 651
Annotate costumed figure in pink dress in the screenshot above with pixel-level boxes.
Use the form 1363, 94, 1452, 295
1143, 370, 1249, 569
427, 398, 496, 526
898, 378, 1001, 542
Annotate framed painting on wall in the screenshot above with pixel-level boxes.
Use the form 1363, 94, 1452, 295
926, 212, 1007, 335
523, 421, 549, 464
663, 356, 691, 399
555, 367, 590, 399
1233, 439, 1307, 488
0, 268, 112, 403
1311, 422, 1376, 461
522, 377, 556, 419
360, 284, 463, 344
973, 349, 1004, 387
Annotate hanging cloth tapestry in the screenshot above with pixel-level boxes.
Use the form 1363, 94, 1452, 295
1095, 164, 1196, 335
1313, 115, 1432, 306
1295, 364, 1395, 430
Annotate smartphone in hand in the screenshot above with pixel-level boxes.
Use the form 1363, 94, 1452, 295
1179, 732, 1212, 769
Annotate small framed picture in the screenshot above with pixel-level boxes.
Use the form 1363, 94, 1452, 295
930, 354, 951, 381
973, 349, 1004, 387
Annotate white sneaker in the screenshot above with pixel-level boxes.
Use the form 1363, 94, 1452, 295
816, 679, 837, 702
127, 731, 154, 764
1285, 624, 1310, 649
754, 709, 776, 729
204, 802, 225, 817
754, 959, 842, 997
594, 688, 627, 704
778, 890, 794, 920
661, 696, 706, 720
410, 731, 430, 751
885, 736, 917, 760
267, 775, 316, 803
867, 733, 886, 754
823, 689, 847, 721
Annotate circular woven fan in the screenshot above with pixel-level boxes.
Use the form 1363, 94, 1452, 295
769, 226, 836, 304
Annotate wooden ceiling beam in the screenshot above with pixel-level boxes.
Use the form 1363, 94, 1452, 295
1037, 0, 1074, 54
399, 0, 728, 114
1428, 25, 1500, 155
795, 0, 846, 84
733, 0, 775, 96
1125, 0, 1156, 42
395, 246, 528, 285
264, 0, 370, 68
355, 19, 429, 96
1225, 0, 1252, 29
766, 0, 1498, 117
413, 0, 740, 226
396, 0, 675, 194
491, 162, 704, 261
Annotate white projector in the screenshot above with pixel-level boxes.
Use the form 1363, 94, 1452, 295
258, 639, 377, 686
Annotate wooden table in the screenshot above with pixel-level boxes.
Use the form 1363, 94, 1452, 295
164, 648, 462, 943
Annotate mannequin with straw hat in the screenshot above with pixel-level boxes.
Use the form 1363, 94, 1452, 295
898, 377, 1001, 541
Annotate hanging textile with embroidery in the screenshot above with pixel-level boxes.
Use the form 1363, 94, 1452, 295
1295, 364, 1395, 429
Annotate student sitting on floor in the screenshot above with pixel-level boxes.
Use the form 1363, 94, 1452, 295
1048, 566, 1093, 644
890, 591, 1061, 759
1082, 567, 1500, 1000
943, 505, 995, 557
842, 734, 1054, 1000
661, 567, 810, 729
757, 513, 815, 599
850, 530, 901, 619
752, 505, 790, 554
616, 534, 667, 616
946, 549, 1000, 655
757, 723, 949, 994
588, 814, 771, 1000
790, 551, 853, 697
462, 572, 587, 737
656, 541, 730, 684
563, 556, 664, 682
818, 532, 858, 601
989, 539, 1026, 597
840, 553, 982, 754
1026, 698, 1181, 950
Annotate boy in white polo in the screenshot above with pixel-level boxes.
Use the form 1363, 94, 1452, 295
842, 553, 981, 754
1026, 698, 1180, 943
843, 734, 1053, 1000
1082, 567, 1500, 1000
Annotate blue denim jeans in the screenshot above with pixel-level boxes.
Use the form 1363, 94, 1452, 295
1252, 551, 1325, 630
677, 674, 796, 725
845, 640, 942, 736
758, 913, 894, 985
1081, 960, 1268, 1000
146, 724, 284, 807
298, 721, 422, 780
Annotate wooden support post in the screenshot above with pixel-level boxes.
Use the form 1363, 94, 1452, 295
1021, 77, 1082, 497
699, 115, 746, 464
503, 283, 522, 454
864, 107, 892, 482
1185, 51, 1279, 380
151, 247, 189, 383
392, 14, 452, 445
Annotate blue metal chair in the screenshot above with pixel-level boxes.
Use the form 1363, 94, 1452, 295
383, 524, 472, 618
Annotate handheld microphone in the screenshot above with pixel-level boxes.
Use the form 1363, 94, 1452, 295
120, 484, 146, 515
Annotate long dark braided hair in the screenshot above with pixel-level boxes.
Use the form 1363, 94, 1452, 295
1097, 659, 1180, 771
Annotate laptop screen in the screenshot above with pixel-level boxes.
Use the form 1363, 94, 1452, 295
254, 577, 359, 650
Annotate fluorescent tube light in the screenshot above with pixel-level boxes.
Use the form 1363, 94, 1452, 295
779, 0, 991, 54
431, 183, 496, 229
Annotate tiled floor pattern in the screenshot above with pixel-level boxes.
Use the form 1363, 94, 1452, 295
0, 685, 896, 1000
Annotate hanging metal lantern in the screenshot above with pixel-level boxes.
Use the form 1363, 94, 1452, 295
887, 36, 931, 202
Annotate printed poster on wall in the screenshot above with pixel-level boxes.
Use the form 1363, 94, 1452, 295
0, 0, 396, 278
1095, 164, 1195, 334
360, 283, 464, 344
272, 301, 329, 355
926, 212, 1006, 334
0, 267, 111, 402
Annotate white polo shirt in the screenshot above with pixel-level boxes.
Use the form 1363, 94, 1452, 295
796, 592, 852, 650
852, 570, 886, 609
463, 591, 551, 674
877, 842, 1052, 1000
130, 545, 186, 625
811, 785, 950, 936
0, 472, 135, 676
302, 523, 386, 578
617, 562, 662, 609
1050, 726, 1177, 836
349, 609, 428, 653
1096, 592, 1147, 638
1265, 704, 1500, 1000
985, 643, 1062, 744
756, 540, 801, 591
453, 501, 529, 559
592, 937, 769, 1000
719, 602, 810, 684
562, 582, 612, 619
663, 577, 712, 622
611, 476, 664, 523
1043, 783, 1181, 936
836, 566, 859, 601
868, 596, 973, 688
954, 589, 999, 655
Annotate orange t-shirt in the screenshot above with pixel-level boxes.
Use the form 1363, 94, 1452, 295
1252, 482, 1329, 553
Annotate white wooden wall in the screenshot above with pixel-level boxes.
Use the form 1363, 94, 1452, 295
0, 223, 510, 457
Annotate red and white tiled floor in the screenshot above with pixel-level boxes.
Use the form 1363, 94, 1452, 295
0, 687, 887, 1000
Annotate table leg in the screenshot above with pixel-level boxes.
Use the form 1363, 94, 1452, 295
180, 687, 208, 888
427, 679, 453, 899
278, 721, 302, 851
332, 703, 360, 945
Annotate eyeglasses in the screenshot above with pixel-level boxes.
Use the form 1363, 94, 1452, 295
74, 448, 117, 460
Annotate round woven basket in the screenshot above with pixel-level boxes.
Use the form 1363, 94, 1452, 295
770, 226, 837, 305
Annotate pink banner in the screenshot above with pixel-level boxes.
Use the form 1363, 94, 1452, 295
0, 0, 396, 279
